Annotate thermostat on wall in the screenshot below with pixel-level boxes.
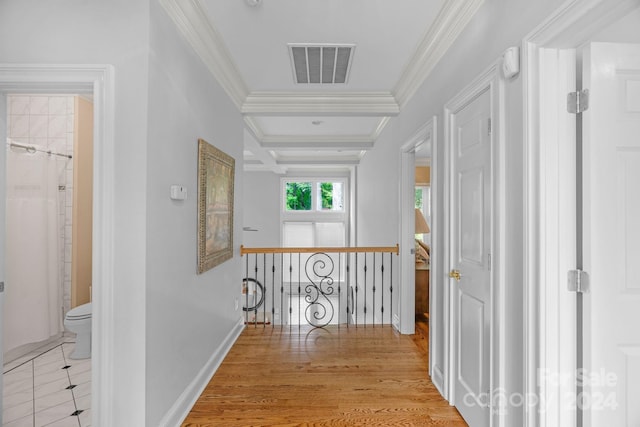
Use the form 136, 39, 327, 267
170, 185, 187, 200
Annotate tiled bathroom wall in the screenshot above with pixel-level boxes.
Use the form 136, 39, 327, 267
7, 95, 75, 316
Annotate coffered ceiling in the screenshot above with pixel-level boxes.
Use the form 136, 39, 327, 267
160, 0, 484, 173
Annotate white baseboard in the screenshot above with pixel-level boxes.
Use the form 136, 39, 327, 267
159, 318, 245, 427
432, 365, 446, 400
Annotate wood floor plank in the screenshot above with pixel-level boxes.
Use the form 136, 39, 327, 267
182, 323, 467, 426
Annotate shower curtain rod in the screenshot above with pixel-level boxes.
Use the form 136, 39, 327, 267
8, 142, 72, 159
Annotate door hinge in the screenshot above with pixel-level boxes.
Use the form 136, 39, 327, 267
567, 89, 589, 114
488, 118, 492, 135
568, 269, 589, 293
488, 253, 492, 271
0, 281, 3, 292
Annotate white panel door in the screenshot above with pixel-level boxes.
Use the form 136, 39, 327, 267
451, 88, 492, 427
582, 42, 640, 427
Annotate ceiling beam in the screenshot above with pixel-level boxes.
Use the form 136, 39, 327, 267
241, 92, 400, 116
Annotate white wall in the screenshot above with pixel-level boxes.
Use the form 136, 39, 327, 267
0, 0, 150, 424
356, 0, 565, 424
144, 3, 244, 425
242, 171, 281, 248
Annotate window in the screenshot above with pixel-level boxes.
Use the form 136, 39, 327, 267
284, 180, 344, 212
415, 185, 431, 243
281, 178, 349, 282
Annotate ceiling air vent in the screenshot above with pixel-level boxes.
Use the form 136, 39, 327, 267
288, 44, 355, 84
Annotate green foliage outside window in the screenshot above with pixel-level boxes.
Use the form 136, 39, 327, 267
320, 182, 333, 210
415, 188, 423, 209
286, 182, 312, 210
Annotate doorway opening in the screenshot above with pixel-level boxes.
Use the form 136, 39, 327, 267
0, 64, 115, 426
527, 2, 640, 425
3, 94, 94, 426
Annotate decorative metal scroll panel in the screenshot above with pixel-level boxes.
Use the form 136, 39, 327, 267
240, 245, 398, 330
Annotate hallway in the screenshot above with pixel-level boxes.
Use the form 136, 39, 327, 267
182, 323, 466, 426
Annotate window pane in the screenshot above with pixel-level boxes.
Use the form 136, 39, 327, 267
315, 222, 345, 247
318, 182, 344, 211
415, 188, 423, 209
283, 222, 314, 247
286, 182, 312, 210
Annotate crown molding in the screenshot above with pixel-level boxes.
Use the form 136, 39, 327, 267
243, 116, 383, 150
242, 92, 400, 116
160, 0, 249, 110
393, 0, 485, 107
371, 116, 392, 140
275, 156, 362, 166
243, 116, 265, 141
261, 136, 374, 150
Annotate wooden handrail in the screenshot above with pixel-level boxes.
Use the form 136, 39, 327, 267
240, 244, 399, 256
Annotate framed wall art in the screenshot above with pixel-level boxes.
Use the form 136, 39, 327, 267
197, 138, 235, 273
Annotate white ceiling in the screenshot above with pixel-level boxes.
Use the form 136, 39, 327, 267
160, 0, 484, 173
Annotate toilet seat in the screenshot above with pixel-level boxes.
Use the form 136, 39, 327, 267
66, 303, 92, 320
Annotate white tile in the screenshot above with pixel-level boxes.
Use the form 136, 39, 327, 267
3, 388, 33, 411
66, 97, 74, 115
34, 376, 71, 401
78, 408, 91, 427
3, 413, 34, 427
33, 367, 69, 389
3, 399, 34, 424
34, 400, 77, 427
69, 370, 91, 386
3, 377, 33, 397
34, 388, 74, 413
29, 137, 48, 148
3, 365, 34, 396
65, 169, 73, 186
48, 115, 68, 139
48, 138, 67, 153
71, 381, 91, 399
9, 96, 30, 115
33, 347, 65, 366
9, 115, 29, 138
29, 115, 49, 138
67, 360, 91, 379
29, 96, 49, 115
34, 358, 67, 378
44, 416, 82, 427
7, 136, 29, 146
74, 394, 90, 413
48, 97, 68, 116
66, 113, 75, 134
64, 244, 72, 262
65, 206, 73, 225
61, 343, 76, 361
66, 133, 74, 151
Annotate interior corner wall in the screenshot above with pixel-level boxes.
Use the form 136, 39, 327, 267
145, 3, 244, 426
0, 1, 151, 425
356, 0, 566, 424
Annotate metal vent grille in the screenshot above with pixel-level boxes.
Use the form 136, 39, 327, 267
289, 44, 355, 84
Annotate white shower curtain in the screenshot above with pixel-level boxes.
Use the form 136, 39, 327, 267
4, 148, 62, 355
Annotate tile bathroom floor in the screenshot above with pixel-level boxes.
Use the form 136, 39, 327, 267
3, 340, 91, 427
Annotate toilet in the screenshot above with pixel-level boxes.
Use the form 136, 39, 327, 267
64, 302, 92, 359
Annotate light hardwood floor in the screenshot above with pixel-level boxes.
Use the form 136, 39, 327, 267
182, 322, 467, 426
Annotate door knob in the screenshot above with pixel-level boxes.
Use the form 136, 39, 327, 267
449, 270, 462, 281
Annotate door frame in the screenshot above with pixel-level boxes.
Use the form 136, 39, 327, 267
522, 0, 640, 425
0, 64, 116, 426
398, 118, 435, 335
443, 63, 505, 426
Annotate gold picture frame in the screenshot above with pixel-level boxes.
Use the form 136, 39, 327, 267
197, 138, 235, 273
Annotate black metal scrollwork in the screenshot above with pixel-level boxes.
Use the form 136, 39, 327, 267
304, 253, 335, 328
